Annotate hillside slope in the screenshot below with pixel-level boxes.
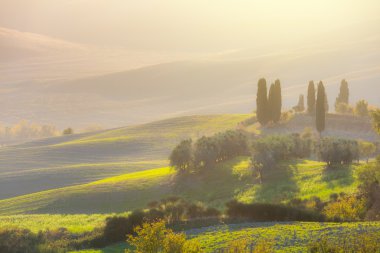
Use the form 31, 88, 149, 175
0, 114, 249, 199
0, 158, 360, 215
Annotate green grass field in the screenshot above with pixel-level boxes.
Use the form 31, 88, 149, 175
0, 157, 361, 215
69, 222, 380, 253
0, 214, 126, 233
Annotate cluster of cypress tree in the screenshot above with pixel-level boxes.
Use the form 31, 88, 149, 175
256, 78, 282, 125
306, 81, 327, 134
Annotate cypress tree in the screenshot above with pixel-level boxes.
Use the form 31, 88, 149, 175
316, 81, 326, 134
324, 89, 329, 113
335, 79, 349, 111
256, 78, 268, 125
267, 83, 276, 122
273, 79, 282, 123
293, 94, 305, 112
307, 81, 316, 115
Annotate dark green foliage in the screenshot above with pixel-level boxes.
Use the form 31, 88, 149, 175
226, 200, 324, 221
169, 139, 193, 172
316, 82, 326, 133
253, 134, 313, 163
147, 197, 221, 223
307, 81, 316, 114
104, 210, 146, 244
318, 138, 359, 167
256, 78, 268, 125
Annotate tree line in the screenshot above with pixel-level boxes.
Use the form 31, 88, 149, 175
170, 130, 249, 173
257, 78, 373, 135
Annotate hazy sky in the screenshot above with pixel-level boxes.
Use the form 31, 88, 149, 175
1, 0, 379, 53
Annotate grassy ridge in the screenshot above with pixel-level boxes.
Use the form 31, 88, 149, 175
0, 214, 123, 233
0, 158, 360, 215
0, 114, 250, 199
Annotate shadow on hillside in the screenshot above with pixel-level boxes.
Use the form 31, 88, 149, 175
321, 164, 355, 188
253, 163, 300, 203
171, 157, 251, 209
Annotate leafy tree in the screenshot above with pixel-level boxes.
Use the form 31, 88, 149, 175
256, 78, 268, 125
316, 82, 326, 134
293, 94, 305, 113
318, 138, 359, 167
169, 139, 193, 172
355, 99, 369, 117
273, 79, 282, 123
359, 141, 376, 163
307, 81, 316, 114
193, 136, 219, 170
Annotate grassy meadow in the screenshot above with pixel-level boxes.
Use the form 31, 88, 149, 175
69, 222, 380, 253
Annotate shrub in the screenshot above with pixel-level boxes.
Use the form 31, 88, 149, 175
104, 210, 146, 243
0, 228, 41, 253
323, 195, 367, 221
225, 200, 324, 221
125, 220, 203, 253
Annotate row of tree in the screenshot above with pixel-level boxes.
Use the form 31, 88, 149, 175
256, 78, 282, 125
169, 130, 248, 173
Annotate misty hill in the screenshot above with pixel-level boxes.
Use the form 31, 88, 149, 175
1, 21, 380, 128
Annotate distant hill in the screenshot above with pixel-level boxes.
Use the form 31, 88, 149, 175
1, 21, 380, 127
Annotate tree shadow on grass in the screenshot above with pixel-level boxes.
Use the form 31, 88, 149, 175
171, 157, 252, 209
321, 164, 355, 189
253, 163, 300, 203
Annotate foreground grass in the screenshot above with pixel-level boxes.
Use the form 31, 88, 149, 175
69, 222, 380, 253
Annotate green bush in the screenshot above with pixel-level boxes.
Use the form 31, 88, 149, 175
225, 200, 324, 222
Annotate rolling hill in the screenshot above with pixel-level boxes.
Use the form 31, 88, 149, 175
0, 113, 376, 214
1, 20, 380, 128
0, 114, 250, 199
